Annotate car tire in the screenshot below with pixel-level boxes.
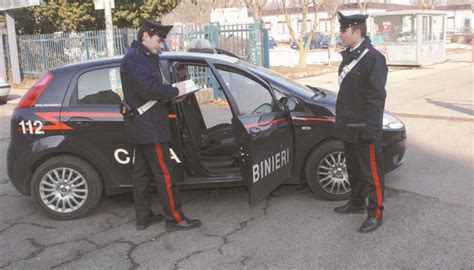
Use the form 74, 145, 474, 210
31, 155, 103, 220
305, 140, 351, 201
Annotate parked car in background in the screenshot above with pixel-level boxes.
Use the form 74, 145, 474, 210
0, 77, 10, 104
268, 36, 277, 49
290, 32, 323, 50
320, 34, 343, 48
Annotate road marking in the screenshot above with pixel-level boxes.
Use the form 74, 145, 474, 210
394, 113, 474, 122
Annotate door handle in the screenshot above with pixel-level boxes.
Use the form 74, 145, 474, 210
69, 117, 93, 126
249, 127, 261, 135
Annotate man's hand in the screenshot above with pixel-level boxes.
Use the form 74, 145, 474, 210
175, 82, 186, 96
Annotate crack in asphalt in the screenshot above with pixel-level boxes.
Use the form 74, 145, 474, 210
0, 178, 10, 184
49, 219, 168, 269
0, 210, 40, 233
0, 237, 47, 268
0, 194, 23, 198
172, 244, 223, 270
171, 196, 272, 269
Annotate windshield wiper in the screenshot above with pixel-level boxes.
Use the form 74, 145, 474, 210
305, 85, 323, 98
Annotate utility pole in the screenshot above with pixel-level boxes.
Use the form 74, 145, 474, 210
104, 0, 114, 57
5, 11, 21, 84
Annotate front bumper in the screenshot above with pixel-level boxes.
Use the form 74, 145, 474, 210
382, 128, 406, 173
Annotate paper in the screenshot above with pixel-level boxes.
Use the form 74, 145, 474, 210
172, 79, 200, 97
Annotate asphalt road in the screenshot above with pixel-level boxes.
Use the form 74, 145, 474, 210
0, 53, 473, 269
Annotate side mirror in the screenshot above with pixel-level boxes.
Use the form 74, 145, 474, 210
279, 96, 296, 112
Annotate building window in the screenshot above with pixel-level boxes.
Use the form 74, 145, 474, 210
297, 19, 311, 32
277, 21, 287, 34
464, 18, 471, 29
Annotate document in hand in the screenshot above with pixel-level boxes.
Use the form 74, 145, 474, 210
172, 79, 200, 98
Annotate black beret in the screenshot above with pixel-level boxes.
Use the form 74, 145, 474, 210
141, 18, 173, 40
337, 11, 368, 31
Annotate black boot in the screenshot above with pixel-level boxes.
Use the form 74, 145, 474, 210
334, 202, 366, 214
166, 217, 201, 232
358, 217, 383, 233
136, 214, 164, 231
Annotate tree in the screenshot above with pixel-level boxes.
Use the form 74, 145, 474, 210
358, 0, 368, 14
322, 0, 340, 65
13, 1, 60, 34
10, 0, 179, 34
244, 0, 267, 21
58, 0, 97, 32
281, 0, 324, 68
409, 0, 440, 9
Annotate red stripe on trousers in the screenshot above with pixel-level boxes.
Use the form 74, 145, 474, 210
369, 144, 383, 219
154, 143, 182, 223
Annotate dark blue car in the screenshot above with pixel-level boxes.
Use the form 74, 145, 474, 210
268, 36, 277, 49
320, 34, 343, 48
290, 32, 323, 50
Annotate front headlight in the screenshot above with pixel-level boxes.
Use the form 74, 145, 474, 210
383, 112, 404, 130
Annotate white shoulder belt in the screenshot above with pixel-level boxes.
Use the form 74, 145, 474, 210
338, 48, 369, 86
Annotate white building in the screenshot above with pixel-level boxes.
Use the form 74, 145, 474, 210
257, 0, 472, 42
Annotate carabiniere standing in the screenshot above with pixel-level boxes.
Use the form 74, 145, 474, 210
120, 18, 201, 232
333, 11, 388, 233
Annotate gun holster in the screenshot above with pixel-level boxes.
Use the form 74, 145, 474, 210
119, 100, 137, 119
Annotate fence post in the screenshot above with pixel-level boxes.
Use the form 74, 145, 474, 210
249, 21, 262, 66
262, 25, 270, 68
40, 37, 49, 72
84, 32, 91, 60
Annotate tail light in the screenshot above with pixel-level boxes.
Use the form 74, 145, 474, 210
15, 72, 54, 109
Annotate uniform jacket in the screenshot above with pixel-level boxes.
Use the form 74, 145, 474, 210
120, 40, 178, 145
335, 37, 387, 143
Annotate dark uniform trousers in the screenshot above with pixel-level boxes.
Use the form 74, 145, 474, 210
344, 140, 385, 219
133, 142, 184, 225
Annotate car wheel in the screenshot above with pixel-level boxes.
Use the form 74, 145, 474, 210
31, 155, 103, 220
305, 140, 351, 200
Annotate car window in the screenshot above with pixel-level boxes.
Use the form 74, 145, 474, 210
174, 62, 233, 128
75, 67, 123, 105
236, 60, 316, 99
217, 67, 275, 116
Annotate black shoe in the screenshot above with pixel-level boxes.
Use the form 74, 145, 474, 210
358, 217, 383, 233
166, 218, 201, 232
136, 214, 164, 231
334, 202, 366, 214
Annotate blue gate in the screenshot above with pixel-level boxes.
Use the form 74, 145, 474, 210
6, 22, 265, 82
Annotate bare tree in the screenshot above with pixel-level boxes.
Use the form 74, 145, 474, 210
358, 0, 368, 14
282, 0, 324, 68
323, 0, 340, 65
244, 0, 268, 20
409, 0, 440, 9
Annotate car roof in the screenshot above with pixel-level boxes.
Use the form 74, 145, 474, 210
52, 51, 239, 72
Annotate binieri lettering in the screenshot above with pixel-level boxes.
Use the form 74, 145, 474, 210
252, 148, 290, 183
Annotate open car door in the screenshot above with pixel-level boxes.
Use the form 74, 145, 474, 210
211, 63, 295, 206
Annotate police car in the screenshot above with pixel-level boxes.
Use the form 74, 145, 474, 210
7, 51, 406, 219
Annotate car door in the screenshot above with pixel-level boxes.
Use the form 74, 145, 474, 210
60, 65, 133, 189
210, 63, 295, 206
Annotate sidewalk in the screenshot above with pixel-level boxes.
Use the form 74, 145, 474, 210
296, 51, 473, 120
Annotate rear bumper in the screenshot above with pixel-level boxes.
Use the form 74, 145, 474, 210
7, 142, 34, 195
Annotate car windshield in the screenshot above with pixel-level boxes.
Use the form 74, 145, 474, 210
237, 60, 316, 98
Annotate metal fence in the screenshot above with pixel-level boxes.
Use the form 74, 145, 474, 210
17, 28, 138, 78
6, 22, 263, 79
